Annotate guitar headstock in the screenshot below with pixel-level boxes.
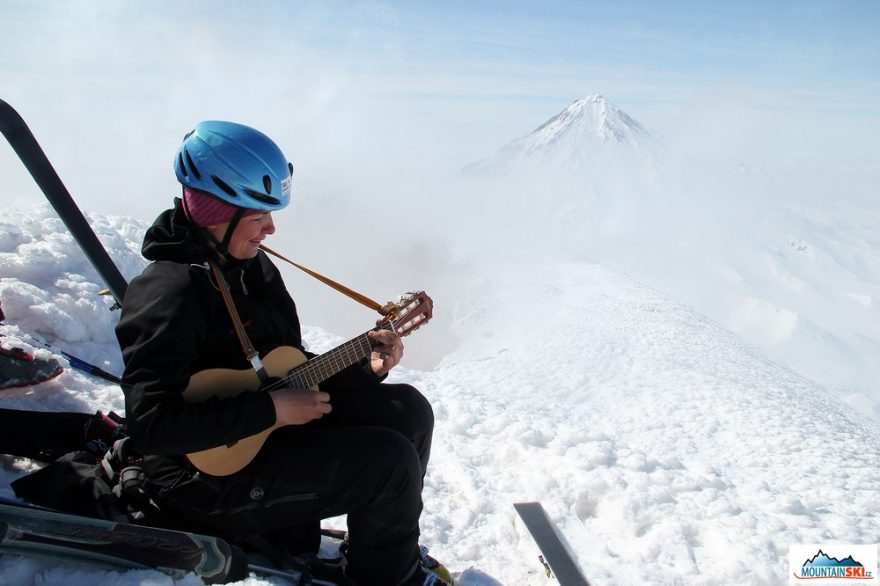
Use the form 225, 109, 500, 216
387, 291, 433, 337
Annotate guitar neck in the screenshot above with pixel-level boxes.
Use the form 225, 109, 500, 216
287, 326, 388, 388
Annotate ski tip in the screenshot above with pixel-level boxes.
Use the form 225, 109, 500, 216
514, 501, 591, 586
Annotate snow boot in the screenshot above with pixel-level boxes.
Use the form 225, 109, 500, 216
399, 563, 453, 586
396, 546, 453, 586
342, 548, 453, 586
418, 545, 454, 585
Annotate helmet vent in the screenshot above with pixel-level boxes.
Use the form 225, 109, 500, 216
185, 151, 202, 180
263, 175, 272, 194
244, 189, 281, 206
177, 154, 188, 178
211, 176, 238, 198
288, 162, 294, 175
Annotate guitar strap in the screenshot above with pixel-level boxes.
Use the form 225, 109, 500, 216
209, 248, 401, 383
259, 244, 400, 319
208, 261, 270, 384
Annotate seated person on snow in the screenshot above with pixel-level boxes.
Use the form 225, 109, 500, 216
113, 121, 448, 586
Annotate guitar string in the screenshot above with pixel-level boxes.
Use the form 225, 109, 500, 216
255, 303, 426, 394
258, 331, 375, 393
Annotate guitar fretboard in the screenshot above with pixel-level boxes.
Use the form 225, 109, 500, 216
286, 324, 391, 388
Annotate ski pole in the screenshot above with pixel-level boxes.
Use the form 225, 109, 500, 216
30, 337, 122, 384
57, 350, 121, 384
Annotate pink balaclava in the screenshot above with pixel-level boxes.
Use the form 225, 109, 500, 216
182, 187, 260, 227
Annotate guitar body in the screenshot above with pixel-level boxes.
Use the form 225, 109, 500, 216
180, 290, 433, 477
183, 345, 309, 477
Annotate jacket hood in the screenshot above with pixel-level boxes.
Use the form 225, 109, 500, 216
141, 198, 216, 264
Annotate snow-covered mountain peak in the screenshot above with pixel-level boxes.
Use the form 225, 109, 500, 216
531, 94, 649, 146
463, 94, 656, 177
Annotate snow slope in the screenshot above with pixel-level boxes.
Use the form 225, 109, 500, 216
456, 95, 880, 424
424, 260, 880, 584
2, 208, 879, 585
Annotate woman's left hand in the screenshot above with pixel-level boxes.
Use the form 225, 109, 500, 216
368, 327, 404, 377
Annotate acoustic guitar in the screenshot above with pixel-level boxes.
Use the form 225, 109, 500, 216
182, 291, 432, 476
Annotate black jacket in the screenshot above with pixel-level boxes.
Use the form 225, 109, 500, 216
116, 199, 379, 485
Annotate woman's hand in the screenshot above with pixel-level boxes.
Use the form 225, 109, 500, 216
270, 388, 332, 425
368, 327, 404, 377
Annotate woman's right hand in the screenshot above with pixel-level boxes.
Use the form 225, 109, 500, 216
269, 388, 332, 425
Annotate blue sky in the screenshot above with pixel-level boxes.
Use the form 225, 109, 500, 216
1, 0, 877, 216
317, 0, 878, 88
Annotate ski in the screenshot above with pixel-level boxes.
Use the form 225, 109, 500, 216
0, 99, 128, 306
0, 498, 245, 583
0, 498, 348, 584
514, 501, 590, 586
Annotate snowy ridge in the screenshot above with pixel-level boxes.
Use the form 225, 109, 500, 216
2, 209, 879, 585
421, 260, 880, 585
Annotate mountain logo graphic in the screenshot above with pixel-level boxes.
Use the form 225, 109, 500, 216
792, 547, 876, 581
804, 550, 864, 568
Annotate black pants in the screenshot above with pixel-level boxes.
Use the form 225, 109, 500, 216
158, 383, 434, 585
0, 408, 91, 461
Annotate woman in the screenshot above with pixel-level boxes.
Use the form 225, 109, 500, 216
115, 121, 446, 585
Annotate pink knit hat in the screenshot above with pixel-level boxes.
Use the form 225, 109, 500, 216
182, 187, 261, 227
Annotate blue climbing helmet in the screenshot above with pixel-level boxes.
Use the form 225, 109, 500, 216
174, 121, 293, 212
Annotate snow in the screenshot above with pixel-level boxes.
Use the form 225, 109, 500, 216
2, 206, 879, 586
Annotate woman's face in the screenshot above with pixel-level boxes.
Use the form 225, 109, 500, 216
207, 212, 275, 260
